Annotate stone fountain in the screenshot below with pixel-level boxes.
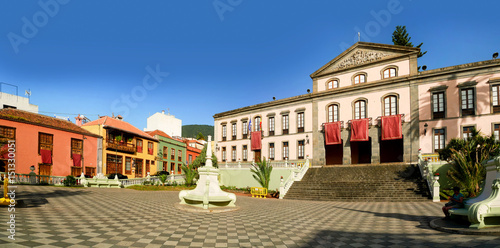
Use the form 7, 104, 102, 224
179, 136, 236, 209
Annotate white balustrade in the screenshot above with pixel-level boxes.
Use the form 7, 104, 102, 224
279, 158, 309, 199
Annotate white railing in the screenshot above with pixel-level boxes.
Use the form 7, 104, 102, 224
279, 158, 310, 199
0, 172, 83, 185
417, 152, 445, 202
223, 159, 306, 169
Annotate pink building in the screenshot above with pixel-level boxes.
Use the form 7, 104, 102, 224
214, 42, 500, 166
0, 109, 101, 177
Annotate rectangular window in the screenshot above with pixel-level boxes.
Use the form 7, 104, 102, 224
434, 129, 445, 152
384, 96, 397, 116
135, 159, 143, 177
283, 142, 289, 160
242, 145, 248, 161
171, 162, 175, 173
71, 138, 83, 155
298, 140, 305, 159
171, 148, 175, 160
232, 123, 237, 140
163, 146, 168, 158
282, 115, 289, 134
493, 85, 500, 113
189, 154, 193, 164
125, 157, 131, 174
0, 126, 15, 139
242, 121, 248, 139
222, 125, 227, 141
146, 160, 150, 174
269, 117, 275, 136
39, 132, 53, 154
328, 105, 338, 123
255, 117, 261, 131
297, 112, 304, 133
136, 139, 143, 153
148, 142, 154, 155
494, 124, 499, 141
269, 143, 275, 160
354, 101, 366, 119
231, 146, 236, 162
178, 150, 182, 162
463, 126, 474, 140
85, 167, 96, 177
222, 147, 226, 162
461, 88, 475, 116
178, 163, 182, 174
432, 92, 445, 119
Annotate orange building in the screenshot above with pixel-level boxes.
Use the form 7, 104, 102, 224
0, 109, 101, 177
81, 115, 159, 178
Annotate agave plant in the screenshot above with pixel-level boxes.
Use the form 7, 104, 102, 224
181, 164, 198, 186
250, 157, 273, 190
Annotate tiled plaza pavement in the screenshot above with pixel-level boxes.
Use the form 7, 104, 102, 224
1, 186, 500, 248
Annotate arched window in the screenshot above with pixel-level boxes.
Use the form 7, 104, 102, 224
384, 95, 397, 116
383, 68, 396, 78
353, 74, 366, 84
327, 80, 339, 89
354, 100, 366, 119
254, 116, 261, 131
327, 104, 339, 122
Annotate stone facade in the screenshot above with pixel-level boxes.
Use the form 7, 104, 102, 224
214, 42, 500, 166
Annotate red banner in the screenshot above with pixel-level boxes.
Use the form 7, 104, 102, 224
40, 149, 52, 164
381, 114, 402, 140
350, 118, 369, 142
251, 131, 262, 150
72, 153, 82, 167
325, 122, 341, 145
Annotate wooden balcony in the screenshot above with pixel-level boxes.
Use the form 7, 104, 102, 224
106, 139, 136, 154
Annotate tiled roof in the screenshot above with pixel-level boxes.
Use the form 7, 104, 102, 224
83, 116, 157, 141
145, 130, 172, 139
0, 109, 101, 138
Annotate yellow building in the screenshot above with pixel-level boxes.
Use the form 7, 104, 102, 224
81, 115, 159, 178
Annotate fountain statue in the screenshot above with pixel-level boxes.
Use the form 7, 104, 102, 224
179, 135, 236, 209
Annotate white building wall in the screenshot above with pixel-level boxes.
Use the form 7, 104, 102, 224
144, 111, 182, 137
0, 92, 38, 113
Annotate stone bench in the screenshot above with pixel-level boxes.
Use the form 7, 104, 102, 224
449, 156, 500, 229
80, 175, 122, 188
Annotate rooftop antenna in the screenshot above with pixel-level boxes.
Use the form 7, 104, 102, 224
358, 32, 360, 42
25, 89, 31, 102
167, 108, 170, 115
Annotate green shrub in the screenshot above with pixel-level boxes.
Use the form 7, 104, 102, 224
63, 175, 76, 187
159, 174, 167, 186
181, 164, 198, 186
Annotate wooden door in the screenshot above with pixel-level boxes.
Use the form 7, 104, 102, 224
254, 150, 261, 163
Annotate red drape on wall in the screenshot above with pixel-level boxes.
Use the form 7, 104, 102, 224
72, 153, 82, 167
350, 118, 369, 142
1, 144, 9, 159
40, 149, 52, 164
137, 146, 143, 153
251, 131, 262, 150
325, 122, 341, 145
148, 148, 153, 155
381, 114, 402, 140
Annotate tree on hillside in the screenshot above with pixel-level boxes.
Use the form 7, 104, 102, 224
438, 128, 500, 197
196, 132, 205, 141
190, 144, 218, 169
392, 25, 427, 58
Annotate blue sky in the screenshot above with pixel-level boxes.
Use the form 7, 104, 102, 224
0, 0, 499, 129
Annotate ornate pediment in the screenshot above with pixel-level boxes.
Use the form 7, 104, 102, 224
333, 50, 391, 70
310, 42, 420, 78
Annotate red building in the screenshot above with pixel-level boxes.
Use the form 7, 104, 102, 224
184, 139, 202, 165
0, 109, 101, 177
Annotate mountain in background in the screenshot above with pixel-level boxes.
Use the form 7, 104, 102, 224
182, 125, 214, 139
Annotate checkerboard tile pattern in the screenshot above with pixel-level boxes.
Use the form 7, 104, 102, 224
0, 186, 499, 247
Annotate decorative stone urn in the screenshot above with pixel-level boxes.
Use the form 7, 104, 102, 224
179, 136, 236, 209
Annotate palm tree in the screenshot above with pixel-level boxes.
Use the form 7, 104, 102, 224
250, 157, 273, 190
181, 164, 198, 186
439, 128, 500, 197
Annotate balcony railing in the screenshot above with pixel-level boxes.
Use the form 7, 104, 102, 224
106, 139, 136, 153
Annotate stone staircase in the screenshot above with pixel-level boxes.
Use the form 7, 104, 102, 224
285, 164, 431, 202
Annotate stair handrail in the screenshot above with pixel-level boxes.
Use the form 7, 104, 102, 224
417, 150, 440, 202
279, 158, 310, 199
